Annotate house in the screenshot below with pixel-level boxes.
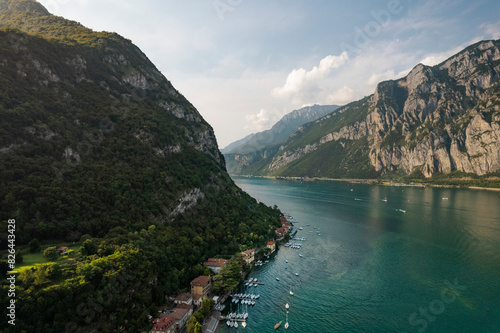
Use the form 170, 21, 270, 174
190, 276, 212, 306
203, 258, 228, 274
161, 305, 193, 332
267, 241, 276, 253
275, 227, 289, 239
241, 248, 255, 265
150, 316, 176, 333
174, 292, 192, 305
57, 246, 69, 255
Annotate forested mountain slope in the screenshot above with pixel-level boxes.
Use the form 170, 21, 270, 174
0, 1, 281, 331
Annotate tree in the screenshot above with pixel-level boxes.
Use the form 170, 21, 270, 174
29, 238, 41, 253
80, 238, 98, 256
43, 246, 59, 261
200, 297, 215, 317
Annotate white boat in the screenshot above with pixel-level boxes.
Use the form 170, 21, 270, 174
276, 277, 280, 281
299, 254, 303, 257
235, 321, 238, 328
285, 303, 289, 309
244, 313, 248, 319
289, 290, 294, 296
295, 273, 299, 276
382, 197, 388, 202
242, 321, 247, 329
227, 320, 231, 326
285, 322, 289, 329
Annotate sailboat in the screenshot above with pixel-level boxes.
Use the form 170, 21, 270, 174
284, 303, 289, 329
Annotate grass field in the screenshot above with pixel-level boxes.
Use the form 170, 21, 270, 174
12, 243, 81, 272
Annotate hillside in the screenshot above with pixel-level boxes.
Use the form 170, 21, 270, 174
247, 40, 500, 184
0, 1, 281, 332
223, 104, 339, 175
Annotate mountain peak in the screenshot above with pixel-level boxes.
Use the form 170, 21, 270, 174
0, 0, 50, 17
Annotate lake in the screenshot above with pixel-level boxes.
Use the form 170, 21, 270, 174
216, 177, 500, 333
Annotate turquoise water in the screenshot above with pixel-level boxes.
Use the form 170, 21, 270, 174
216, 177, 500, 333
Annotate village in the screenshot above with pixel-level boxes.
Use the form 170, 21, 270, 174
149, 216, 294, 333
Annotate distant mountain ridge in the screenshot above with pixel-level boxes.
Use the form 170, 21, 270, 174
223, 104, 339, 174
227, 40, 500, 180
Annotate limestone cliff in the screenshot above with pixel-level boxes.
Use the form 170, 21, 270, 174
261, 40, 500, 178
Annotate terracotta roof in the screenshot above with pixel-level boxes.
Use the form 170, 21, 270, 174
57, 246, 69, 251
191, 275, 212, 287
175, 303, 194, 310
241, 248, 255, 255
204, 258, 228, 267
162, 307, 190, 321
267, 241, 275, 246
152, 316, 175, 331
174, 293, 192, 302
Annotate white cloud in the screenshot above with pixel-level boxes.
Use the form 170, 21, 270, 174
245, 109, 283, 132
271, 52, 348, 102
481, 21, 500, 39
326, 86, 356, 105
366, 70, 396, 87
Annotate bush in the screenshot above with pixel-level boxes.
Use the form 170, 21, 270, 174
43, 246, 59, 261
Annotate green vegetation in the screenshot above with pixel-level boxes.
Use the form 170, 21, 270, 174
279, 96, 371, 154
271, 137, 380, 179
401, 170, 500, 188
212, 254, 249, 295
186, 298, 215, 333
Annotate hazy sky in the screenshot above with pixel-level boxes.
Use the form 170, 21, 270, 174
38, 0, 500, 148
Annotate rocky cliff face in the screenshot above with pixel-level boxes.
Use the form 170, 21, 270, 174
261, 40, 500, 178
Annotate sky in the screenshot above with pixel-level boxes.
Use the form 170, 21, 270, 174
38, 0, 500, 148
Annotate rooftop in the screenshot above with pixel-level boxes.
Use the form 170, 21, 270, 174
241, 248, 255, 255
174, 292, 192, 303
204, 258, 228, 267
151, 316, 175, 331
191, 275, 212, 287
161, 307, 190, 321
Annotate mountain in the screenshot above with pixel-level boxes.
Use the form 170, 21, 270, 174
223, 104, 339, 174
0, 1, 280, 331
243, 40, 500, 182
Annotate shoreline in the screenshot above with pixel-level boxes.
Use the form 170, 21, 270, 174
230, 175, 500, 192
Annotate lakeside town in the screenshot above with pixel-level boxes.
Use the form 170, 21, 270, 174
149, 216, 294, 333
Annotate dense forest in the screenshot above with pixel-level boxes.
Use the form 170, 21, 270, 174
0, 1, 282, 331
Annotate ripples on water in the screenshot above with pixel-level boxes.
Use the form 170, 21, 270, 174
216, 178, 500, 333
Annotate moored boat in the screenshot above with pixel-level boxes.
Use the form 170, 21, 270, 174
274, 321, 282, 329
